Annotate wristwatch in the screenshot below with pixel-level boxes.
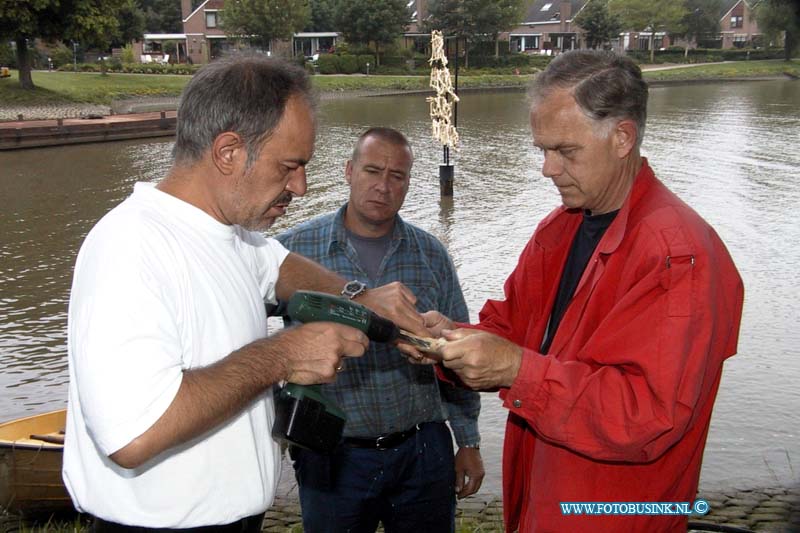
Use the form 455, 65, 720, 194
341, 280, 367, 300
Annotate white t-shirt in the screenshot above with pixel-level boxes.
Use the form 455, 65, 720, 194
63, 182, 289, 527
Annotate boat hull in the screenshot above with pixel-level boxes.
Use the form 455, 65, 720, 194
0, 409, 73, 515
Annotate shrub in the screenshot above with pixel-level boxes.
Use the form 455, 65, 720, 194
0, 41, 15, 67
380, 55, 406, 67
49, 43, 74, 68
357, 54, 375, 74
121, 44, 135, 64
317, 53, 339, 74
338, 54, 359, 74
625, 47, 785, 64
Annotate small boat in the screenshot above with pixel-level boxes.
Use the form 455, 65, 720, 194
0, 409, 73, 515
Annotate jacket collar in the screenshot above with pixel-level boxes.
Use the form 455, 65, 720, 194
535, 158, 656, 256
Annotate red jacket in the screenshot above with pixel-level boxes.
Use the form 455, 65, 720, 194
476, 160, 744, 532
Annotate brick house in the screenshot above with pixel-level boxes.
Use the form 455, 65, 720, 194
718, 0, 762, 48
507, 0, 587, 55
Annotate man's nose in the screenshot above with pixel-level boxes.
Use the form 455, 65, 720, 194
287, 167, 308, 197
374, 173, 391, 193
541, 151, 562, 179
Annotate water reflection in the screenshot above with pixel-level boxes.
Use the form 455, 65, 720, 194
1, 80, 798, 495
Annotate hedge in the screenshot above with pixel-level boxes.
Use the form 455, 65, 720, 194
625, 47, 786, 64
56, 62, 201, 74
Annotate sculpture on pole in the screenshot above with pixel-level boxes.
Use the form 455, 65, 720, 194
427, 30, 459, 196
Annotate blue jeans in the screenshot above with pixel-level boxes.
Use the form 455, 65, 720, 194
292, 421, 456, 533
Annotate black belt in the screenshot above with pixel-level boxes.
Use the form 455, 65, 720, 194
91, 512, 265, 533
342, 423, 425, 450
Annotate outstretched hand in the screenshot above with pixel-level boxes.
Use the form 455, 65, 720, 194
358, 281, 431, 337
439, 329, 523, 390
397, 310, 454, 364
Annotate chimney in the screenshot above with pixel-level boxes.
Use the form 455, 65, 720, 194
181, 0, 193, 21
560, 0, 572, 31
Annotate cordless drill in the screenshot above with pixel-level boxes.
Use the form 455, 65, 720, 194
272, 290, 414, 453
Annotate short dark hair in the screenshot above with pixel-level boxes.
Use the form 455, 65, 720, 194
172, 54, 315, 167
529, 50, 648, 148
351, 127, 413, 163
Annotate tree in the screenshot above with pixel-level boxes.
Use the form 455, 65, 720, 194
306, 0, 337, 32
335, 0, 410, 66
140, 0, 183, 33
470, 0, 526, 58
0, 0, 127, 89
574, 0, 623, 49
222, 0, 310, 51
678, 0, 721, 58
427, 0, 525, 65
610, 0, 689, 63
756, 0, 800, 61
114, 0, 147, 48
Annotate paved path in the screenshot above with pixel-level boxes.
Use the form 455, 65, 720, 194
259, 485, 800, 532
0, 103, 110, 122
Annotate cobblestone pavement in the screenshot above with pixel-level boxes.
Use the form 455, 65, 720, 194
261, 486, 800, 532
0, 103, 110, 122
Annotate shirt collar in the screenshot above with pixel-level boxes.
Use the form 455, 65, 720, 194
328, 203, 409, 253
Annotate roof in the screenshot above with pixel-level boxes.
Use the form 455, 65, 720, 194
719, 0, 761, 19
521, 0, 587, 24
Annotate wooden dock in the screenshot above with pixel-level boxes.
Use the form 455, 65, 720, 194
0, 111, 176, 150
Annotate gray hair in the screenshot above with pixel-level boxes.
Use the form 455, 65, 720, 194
172, 54, 314, 167
529, 50, 648, 148
351, 127, 413, 163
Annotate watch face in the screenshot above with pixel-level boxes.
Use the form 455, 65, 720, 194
344, 281, 365, 297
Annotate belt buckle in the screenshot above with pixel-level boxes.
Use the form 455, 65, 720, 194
375, 434, 390, 449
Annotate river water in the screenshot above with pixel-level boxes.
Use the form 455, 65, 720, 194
1, 80, 798, 496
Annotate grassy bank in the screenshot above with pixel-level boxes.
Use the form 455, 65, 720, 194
643, 58, 800, 81
1, 59, 797, 107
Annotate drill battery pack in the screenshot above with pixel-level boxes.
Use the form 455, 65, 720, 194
272, 383, 346, 454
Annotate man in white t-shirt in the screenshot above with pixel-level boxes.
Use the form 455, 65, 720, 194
63, 55, 430, 532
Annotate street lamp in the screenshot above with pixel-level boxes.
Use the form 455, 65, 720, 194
72, 41, 78, 72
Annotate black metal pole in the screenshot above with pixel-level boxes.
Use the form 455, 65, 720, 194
438, 35, 456, 197
454, 37, 459, 128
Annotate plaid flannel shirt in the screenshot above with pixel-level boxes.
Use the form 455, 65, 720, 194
276, 204, 480, 447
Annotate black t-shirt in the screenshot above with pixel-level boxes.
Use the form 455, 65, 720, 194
540, 209, 619, 354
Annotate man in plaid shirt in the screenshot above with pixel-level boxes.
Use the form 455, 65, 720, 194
277, 127, 483, 532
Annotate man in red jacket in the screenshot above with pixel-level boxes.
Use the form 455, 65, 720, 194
412, 50, 744, 532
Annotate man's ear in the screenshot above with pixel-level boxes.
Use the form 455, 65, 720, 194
211, 132, 245, 176
613, 119, 638, 159
345, 160, 353, 185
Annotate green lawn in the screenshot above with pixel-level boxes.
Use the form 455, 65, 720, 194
1, 59, 797, 107
0, 70, 189, 105
0, 70, 532, 107
642, 58, 800, 81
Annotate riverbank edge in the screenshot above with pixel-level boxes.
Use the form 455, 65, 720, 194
1, 73, 795, 123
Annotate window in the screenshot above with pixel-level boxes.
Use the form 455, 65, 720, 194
731, 16, 743, 28
541, 3, 552, 10
524, 36, 541, 50
206, 11, 217, 28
